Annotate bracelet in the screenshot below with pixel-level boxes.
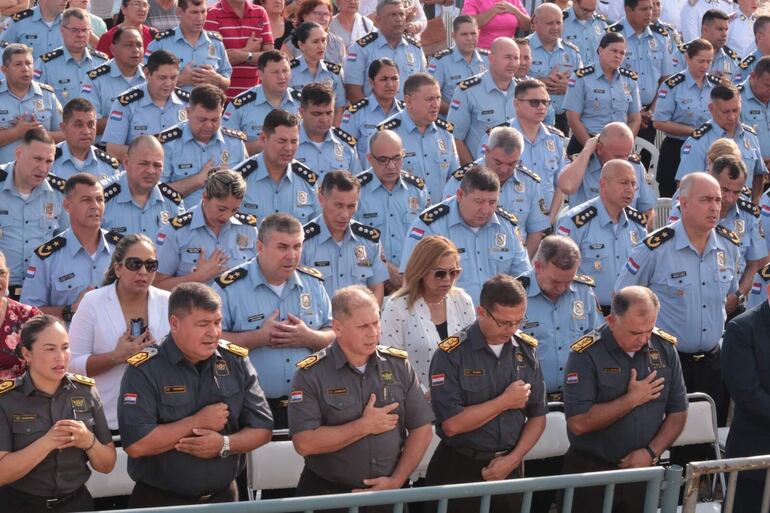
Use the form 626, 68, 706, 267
85, 432, 96, 451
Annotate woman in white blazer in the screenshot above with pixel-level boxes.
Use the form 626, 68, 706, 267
69, 234, 171, 431
381, 236, 475, 387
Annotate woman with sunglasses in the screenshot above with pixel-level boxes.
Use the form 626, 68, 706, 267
380, 235, 475, 388
563, 31, 642, 156
68, 234, 170, 432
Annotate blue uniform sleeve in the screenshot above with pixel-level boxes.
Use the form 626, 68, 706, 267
348, 147, 362, 174
160, 142, 175, 183
525, 184, 551, 235
628, 79, 642, 114
156, 225, 182, 276
339, 108, 360, 140
333, 74, 346, 108
651, 81, 676, 122
399, 218, 430, 273
0, 22, 17, 44
506, 232, 533, 277
19, 253, 51, 306
222, 103, 242, 132
366, 240, 388, 286
101, 98, 131, 145
675, 137, 706, 181
447, 87, 471, 141
216, 41, 233, 78
316, 281, 332, 328
634, 163, 655, 212
563, 72, 585, 114
79, 77, 104, 117
563, 350, 599, 418
342, 42, 366, 86
442, 177, 460, 201
614, 243, 653, 291
744, 216, 765, 263
212, 281, 235, 330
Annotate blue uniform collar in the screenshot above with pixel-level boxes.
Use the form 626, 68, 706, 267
312, 215, 356, 244
249, 257, 303, 292
1, 80, 47, 99
57, 142, 97, 167
254, 153, 293, 183
467, 320, 513, 352
115, 171, 165, 205
510, 118, 550, 144
401, 109, 437, 134
2, 163, 54, 196
32, 7, 61, 25
481, 71, 512, 94
525, 266, 578, 300
108, 58, 144, 80
528, 32, 567, 53
253, 84, 294, 108
366, 94, 400, 116
445, 196, 501, 229
180, 121, 226, 145
139, 83, 186, 107
364, 168, 408, 192
671, 219, 720, 254
372, 29, 409, 50
741, 79, 763, 105
174, 25, 211, 48
64, 227, 111, 257
299, 123, 333, 145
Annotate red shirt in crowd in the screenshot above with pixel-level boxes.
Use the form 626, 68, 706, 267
205, 0, 274, 99
97, 24, 158, 58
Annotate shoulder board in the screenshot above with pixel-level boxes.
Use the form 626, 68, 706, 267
514, 330, 538, 348
404, 33, 421, 48
105, 229, 123, 245
153, 28, 175, 40
303, 221, 321, 240
397, 99, 405, 109
0, 165, 7, 182
127, 346, 158, 366
562, 39, 579, 53
716, 224, 741, 246
118, 87, 144, 106
222, 127, 247, 140
297, 265, 324, 280
618, 67, 638, 80
91, 49, 108, 60
40, 48, 64, 62
677, 43, 690, 54
432, 48, 451, 59
346, 98, 369, 113
575, 66, 595, 78
758, 262, 770, 281
34, 236, 66, 259
458, 74, 482, 90
607, 22, 623, 33
573, 274, 595, 287
11, 8, 33, 20
545, 124, 565, 138
207, 30, 223, 41
486, 121, 510, 135
289, 87, 302, 101
420, 203, 450, 224
705, 73, 722, 86
352, 220, 381, 242
649, 23, 668, 36
378, 345, 408, 358
356, 31, 379, 47
47, 173, 65, 192
231, 89, 256, 108
737, 197, 760, 217
103, 182, 121, 201
563, 9, 569, 19
357, 171, 373, 186
0, 379, 16, 395
435, 118, 454, 133
516, 163, 541, 183
215, 267, 248, 288
742, 185, 752, 197
400, 170, 425, 189
54, 146, 63, 160
157, 126, 183, 144
570, 332, 598, 353
438, 334, 463, 353
572, 205, 597, 228
644, 226, 675, 249
323, 60, 341, 74
174, 88, 191, 102
234, 211, 257, 226
94, 148, 120, 169
38, 82, 54, 92
451, 161, 475, 181
377, 117, 401, 131
740, 54, 756, 69
624, 206, 648, 226
219, 340, 248, 357
289, 58, 300, 69
296, 348, 327, 369
496, 206, 518, 225
170, 211, 193, 229
332, 126, 357, 147
516, 274, 530, 288
158, 182, 183, 205
692, 122, 712, 139
652, 327, 677, 345
69, 373, 95, 386
742, 122, 757, 135
666, 72, 685, 88
627, 153, 642, 164
594, 12, 607, 21
723, 45, 739, 62
291, 161, 318, 185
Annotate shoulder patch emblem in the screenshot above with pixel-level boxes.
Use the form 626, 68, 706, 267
214, 267, 248, 288
234, 211, 257, 226
545, 124, 565, 138
157, 126, 183, 144
11, 8, 33, 20
516, 164, 541, 183
404, 33, 421, 47
400, 170, 425, 189
740, 54, 757, 70
420, 203, 450, 224
38, 82, 55, 93
94, 148, 120, 169
347, 98, 369, 113
652, 327, 677, 345
573, 274, 595, 287
159, 182, 183, 205
291, 161, 318, 185
127, 346, 158, 366
105, 229, 123, 245
575, 65, 595, 78
357, 171, 373, 186
618, 67, 638, 80
219, 340, 248, 357
103, 182, 121, 201
515, 331, 538, 347
451, 161, 476, 181
644, 227, 675, 249
649, 23, 668, 36
624, 206, 648, 226
153, 28, 175, 40
378, 345, 408, 358
571, 332, 598, 353
222, 127, 247, 140
303, 221, 321, 239
496, 206, 518, 225
297, 265, 324, 280
47, 173, 65, 193
118, 87, 144, 106
458, 74, 482, 90
759, 262, 770, 281
323, 60, 341, 74
170, 211, 193, 229
716, 224, 741, 246
607, 22, 623, 33
738, 197, 760, 218
438, 335, 462, 353
0, 379, 16, 394
356, 31, 379, 47
231, 90, 256, 108
34, 236, 66, 259
692, 122, 713, 139
174, 88, 191, 102
572, 206, 597, 228
332, 127, 357, 147
665, 73, 685, 88
91, 49, 109, 60
435, 118, 454, 133
432, 48, 451, 59
207, 30, 223, 41
377, 117, 401, 131
40, 48, 63, 62
69, 373, 95, 386
352, 221, 381, 242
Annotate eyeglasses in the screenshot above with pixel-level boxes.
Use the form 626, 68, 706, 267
63, 26, 90, 35
482, 306, 520, 329
519, 99, 552, 107
431, 267, 462, 280
371, 153, 404, 166
122, 257, 159, 272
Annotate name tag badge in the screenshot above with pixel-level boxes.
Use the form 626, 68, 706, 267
248, 313, 265, 322
163, 385, 187, 394
58, 272, 75, 283
463, 369, 485, 376
327, 387, 348, 395
12, 414, 37, 422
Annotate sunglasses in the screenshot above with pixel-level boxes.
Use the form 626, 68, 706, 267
122, 257, 159, 272
431, 267, 462, 280
519, 99, 552, 107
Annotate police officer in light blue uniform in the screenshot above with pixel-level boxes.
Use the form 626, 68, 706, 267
53, 140, 120, 180
0, 0, 65, 58
212, 212, 334, 428
355, 129, 428, 269
736, 45, 769, 83
670, 9, 742, 81
747, 261, 770, 309
671, 42, 741, 79
556, 159, 648, 311
154, 169, 258, 287
288, 23, 346, 105
301, 171, 389, 303
341, 70, 404, 164
739, 56, 770, 161
562, 4, 608, 67
516, 236, 602, 395
401, 166, 531, 304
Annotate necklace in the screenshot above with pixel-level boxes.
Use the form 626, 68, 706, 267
425, 297, 446, 306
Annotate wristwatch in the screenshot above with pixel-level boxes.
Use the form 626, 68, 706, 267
219, 435, 231, 458
62, 304, 74, 323
735, 290, 746, 306
644, 445, 659, 465
246, 52, 253, 64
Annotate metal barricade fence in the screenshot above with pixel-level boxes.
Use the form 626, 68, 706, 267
683, 455, 770, 513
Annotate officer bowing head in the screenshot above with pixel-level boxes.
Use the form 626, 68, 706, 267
167, 282, 224, 362
606, 285, 661, 354
477, 273, 529, 344
595, 122, 635, 165
533, 235, 582, 301
457, 165, 501, 227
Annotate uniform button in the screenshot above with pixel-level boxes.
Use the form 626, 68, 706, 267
285, 358, 290, 362
556, 327, 560, 330
286, 379, 290, 383
559, 367, 563, 371
703, 305, 706, 308
558, 347, 561, 350
702, 328, 706, 332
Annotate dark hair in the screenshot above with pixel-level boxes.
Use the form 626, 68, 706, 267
62, 7, 88, 24
146, 50, 180, 73
320, 170, 360, 196
20, 315, 63, 352
459, 165, 500, 193
686, 38, 714, 58
258, 213, 303, 243
177, 0, 204, 10
755, 15, 770, 37
62, 97, 96, 123
112, 26, 142, 45
624, 0, 643, 9
514, 37, 529, 47
262, 109, 300, 137
611, 286, 659, 317
452, 14, 476, 32
257, 49, 289, 71
534, 235, 580, 270
22, 128, 55, 146
292, 21, 324, 47
301, 83, 334, 107
515, 78, 547, 97
403, 73, 438, 97
189, 84, 226, 110
168, 283, 221, 320
702, 8, 729, 27
599, 31, 625, 48
710, 84, 739, 101
479, 274, 526, 311
64, 172, 101, 196
2, 43, 32, 67
368, 57, 399, 81
711, 154, 748, 182
103, 233, 156, 285
753, 55, 770, 77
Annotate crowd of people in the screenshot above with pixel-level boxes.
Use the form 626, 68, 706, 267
0, 0, 769, 512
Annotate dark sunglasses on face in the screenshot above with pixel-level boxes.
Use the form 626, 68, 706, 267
432, 268, 462, 280
520, 99, 552, 107
123, 257, 159, 272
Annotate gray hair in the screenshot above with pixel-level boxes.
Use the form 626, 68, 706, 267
2, 44, 32, 67
376, 0, 402, 13
332, 285, 378, 319
62, 7, 89, 25
258, 213, 303, 243
487, 127, 523, 155
534, 235, 581, 270
611, 286, 660, 317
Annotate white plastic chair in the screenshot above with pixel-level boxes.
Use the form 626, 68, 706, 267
634, 136, 660, 193
524, 406, 570, 462
653, 197, 673, 231
85, 444, 134, 498
246, 437, 304, 500
410, 427, 441, 481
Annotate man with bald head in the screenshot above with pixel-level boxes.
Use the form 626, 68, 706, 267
558, 122, 655, 220
526, 3, 583, 134
562, 286, 687, 513
615, 172, 740, 423
556, 159, 648, 314
448, 37, 520, 165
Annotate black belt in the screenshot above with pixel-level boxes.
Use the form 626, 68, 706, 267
137, 481, 223, 502
678, 345, 719, 362
7, 485, 87, 509
268, 396, 289, 408
446, 442, 511, 462
547, 392, 563, 402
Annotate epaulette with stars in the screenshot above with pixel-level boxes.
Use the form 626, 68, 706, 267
0, 165, 8, 182
377, 117, 401, 131
105, 229, 123, 245
207, 30, 223, 41
34, 236, 66, 260
420, 203, 450, 224
563, 9, 570, 19
351, 221, 381, 242
332, 127, 357, 147
739, 54, 756, 70
644, 226, 675, 250
87, 64, 111, 79
289, 87, 302, 101
357, 171, 373, 186
94, 148, 120, 169
91, 49, 108, 60
458, 74, 482, 90
607, 22, 623, 33
572, 205, 597, 228
159, 183, 183, 205
235, 157, 258, 179
355, 31, 378, 47
157, 126, 182, 144
47, 174, 65, 193
594, 12, 607, 21
652, 327, 677, 345
174, 88, 191, 102
400, 170, 425, 189
127, 346, 158, 366
297, 265, 324, 280
231, 89, 256, 108
624, 206, 648, 226
153, 28, 175, 40
69, 373, 95, 386
11, 8, 33, 21
486, 121, 511, 135
573, 274, 595, 287
691, 122, 712, 139
222, 127, 246, 141
649, 23, 669, 37
706, 74, 722, 86
665, 72, 685, 88
738, 197, 760, 218
347, 98, 369, 113
495, 206, 518, 226
296, 348, 327, 369
435, 118, 454, 133
234, 212, 257, 226
628, 153, 642, 164
723, 45, 740, 63
404, 33, 421, 48
215, 267, 248, 288
117, 87, 143, 106
515, 331, 538, 348
323, 60, 341, 74
618, 67, 638, 80
545, 124, 565, 138
432, 48, 451, 59
54, 146, 63, 160
291, 161, 318, 185
289, 58, 300, 69
570, 331, 599, 353
303, 222, 321, 239
103, 182, 121, 201
170, 211, 193, 230
757, 262, 770, 282
40, 48, 64, 62
438, 331, 466, 352
450, 161, 476, 181
516, 274, 530, 288
563, 39, 580, 53
742, 122, 757, 135
716, 224, 741, 246
575, 65, 595, 78
38, 83, 54, 93
677, 43, 690, 54
0, 379, 17, 395
517, 164, 541, 183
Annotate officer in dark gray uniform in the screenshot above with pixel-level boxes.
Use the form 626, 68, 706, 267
562, 286, 688, 513
426, 273, 547, 513
288, 286, 434, 510
118, 283, 273, 507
